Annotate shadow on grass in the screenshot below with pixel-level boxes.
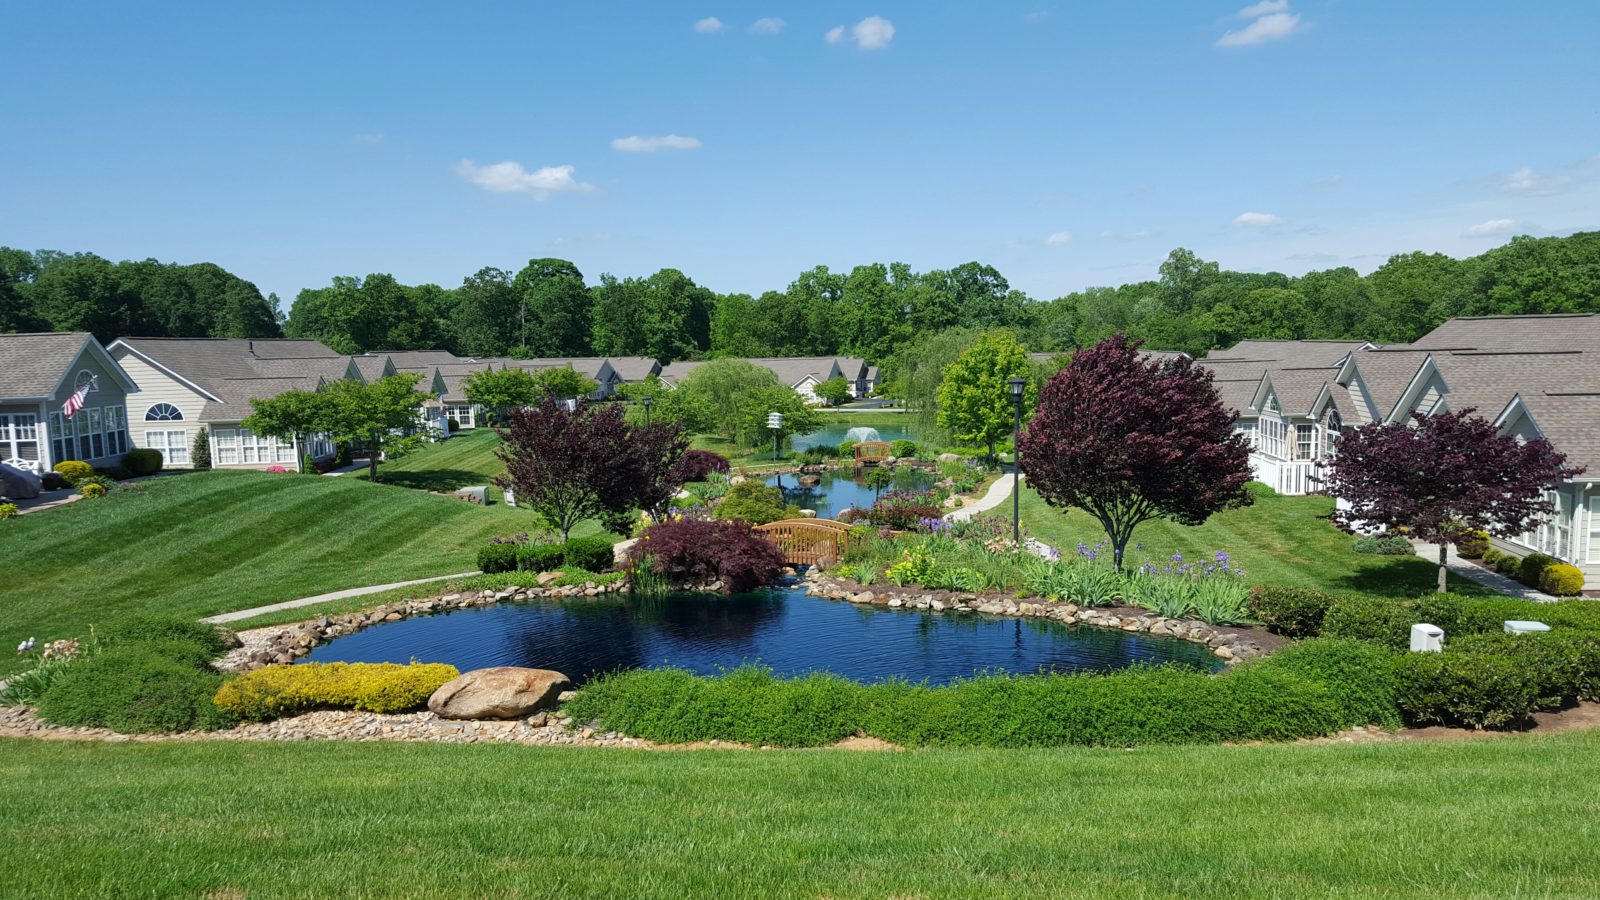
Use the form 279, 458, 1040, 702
367, 468, 490, 494
1333, 556, 1498, 598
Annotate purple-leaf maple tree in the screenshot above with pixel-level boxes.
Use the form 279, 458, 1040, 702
1018, 333, 1253, 570
495, 399, 688, 541
1324, 408, 1580, 592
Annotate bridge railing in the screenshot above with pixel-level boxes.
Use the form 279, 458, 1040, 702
753, 518, 852, 566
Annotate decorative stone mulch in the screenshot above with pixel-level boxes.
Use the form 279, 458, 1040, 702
801, 568, 1284, 662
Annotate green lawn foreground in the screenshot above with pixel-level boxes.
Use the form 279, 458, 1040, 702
1019, 486, 1491, 598
0, 469, 550, 675
1, 732, 1597, 896
353, 427, 510, 499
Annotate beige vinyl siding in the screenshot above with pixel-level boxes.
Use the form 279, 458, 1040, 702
47, 346, 131, 466
1346, 372, 1376, 423
111, 350, 210, 469
1414, 371, 1450, 417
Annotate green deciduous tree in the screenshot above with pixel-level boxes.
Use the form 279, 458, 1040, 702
673, 359, 783, 443
244, 373, 426, 481
529, 367, 599, 401
739, 385, 822, 452
463, 368, 542, 421
813, 376, 851, 407
512, 258, 591, 356
936, 331, 1036, 459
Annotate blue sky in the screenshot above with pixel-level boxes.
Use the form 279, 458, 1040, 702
3, 1, 1597, 305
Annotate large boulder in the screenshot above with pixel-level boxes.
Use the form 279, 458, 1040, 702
0, 463, 42, 500
427, 667, 571, 720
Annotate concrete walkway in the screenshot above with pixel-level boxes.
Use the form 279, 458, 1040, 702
945, 468, 1023, 522
11, 490, 80, 516
202, 571, 480, 625
1411, 541, 1554, 601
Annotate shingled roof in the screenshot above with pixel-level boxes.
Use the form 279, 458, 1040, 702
1407, 313, 1600, 353
0, 332, 102, 399
111, 337, 354, 419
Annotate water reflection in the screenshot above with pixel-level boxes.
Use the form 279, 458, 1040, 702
307, 585, 1222, 686
767, 468, 935, 519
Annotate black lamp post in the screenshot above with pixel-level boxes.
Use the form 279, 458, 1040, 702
1009, 376, 1025, 545
642, 395, 652, 427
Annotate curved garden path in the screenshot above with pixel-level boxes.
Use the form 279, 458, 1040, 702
202, 571, 479, 625
944, 467, 1023, 522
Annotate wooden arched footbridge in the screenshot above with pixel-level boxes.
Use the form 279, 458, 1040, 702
754, 518, 853, 566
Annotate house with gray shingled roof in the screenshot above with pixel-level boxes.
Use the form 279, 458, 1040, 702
0, 332, 139, 474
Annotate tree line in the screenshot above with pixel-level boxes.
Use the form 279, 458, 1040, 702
5, 231, 1597, 360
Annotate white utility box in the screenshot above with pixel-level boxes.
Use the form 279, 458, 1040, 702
1504, 620, 1551, 636
1409, 623, 1445, 653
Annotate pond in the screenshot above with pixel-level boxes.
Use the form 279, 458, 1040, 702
765, 468, 936, 520
305, 584, 1223, 686
790, 421, 920, 452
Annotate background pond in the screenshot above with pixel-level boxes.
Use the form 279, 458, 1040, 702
765, 468, 935, 520
306, 585, 1223, 686
790, 421, 920, 452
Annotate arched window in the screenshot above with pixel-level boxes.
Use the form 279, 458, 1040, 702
145, 403, 184, 422
75, 370, 99, 393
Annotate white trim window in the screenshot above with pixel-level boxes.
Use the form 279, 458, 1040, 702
1257, 417, 1288, 460
1294, 423, 1317, 460
1588, 495, 1599, 565
143, 429, 189, 467
213, 428, 239, 465
445, 404, 476, 428
0, 413, 41, 468
144, 403, 184, 422
105, 405, 128, 456
50, 412, 73, 463
211, 427, 294, 465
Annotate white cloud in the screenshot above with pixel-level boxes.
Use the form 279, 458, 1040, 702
694, 16, 724, 34
1235, 0, 1288, 18
1499, 166, 1574, 197
1046, 231, 1072, 246
1463, 218, 1517, 238
611, 134, 703, 153
1233, 211, 1283, 227
824, 25, 846, 44
1216, 10, 1304, 47
453, 160, 594, 200
853, 16, 896, 49
751, 17, 785, 35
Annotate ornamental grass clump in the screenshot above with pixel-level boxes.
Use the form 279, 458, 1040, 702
629, 518, 786, 593
214, 662, 460, 721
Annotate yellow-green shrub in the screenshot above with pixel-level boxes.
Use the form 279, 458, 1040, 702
1540, 563, 1586, 597
53, 460, 94, 486
1454, 529, 1490, 559
214, 662, 459, 720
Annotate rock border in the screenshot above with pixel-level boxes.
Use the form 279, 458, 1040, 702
801, 568, 1272, 663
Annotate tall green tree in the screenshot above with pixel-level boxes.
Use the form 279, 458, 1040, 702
452, 267, 518, 356
936, 331, 1036, 459
512, 258, 591, 356
672, 358, 782, 442
245, 373, 426, 481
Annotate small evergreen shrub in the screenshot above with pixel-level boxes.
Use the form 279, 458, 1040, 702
1518, 553, 1556, 588
890, 439, 918, 458
1248, 587, 1339, 638
516, 542, 565, 573
191, 428, 211, 469
1480, 547, 1504, 568
1454, 529, 1490, 559
1494, 552, 1523, 577
563, 536, 617, 573
122, 448, 163, 476
52, 460, 94, 486
629, 518, 786, 593
716, 481, 796, 526
477, 542, 518, 574
1540, 563, 1586, 597
1393, 651, 1543, 730
214, 662, 460, 720
1351, 534, 1414, 556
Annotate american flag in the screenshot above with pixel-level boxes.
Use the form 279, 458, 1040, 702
63, 378, 93, 420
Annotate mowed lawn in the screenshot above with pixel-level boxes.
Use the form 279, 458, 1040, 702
1018, 486, 1488, 597
0, 469, 566, 674
2, 732, 1598, 896
352, 427, 509, 499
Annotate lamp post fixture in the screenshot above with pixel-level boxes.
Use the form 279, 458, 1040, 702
1009, 376, 1026, 546
642, 395, 652, 427
767, 411, 784, 489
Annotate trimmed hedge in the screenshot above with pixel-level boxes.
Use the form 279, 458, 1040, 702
1392, 630, 1600, 729
564, 652, 1392, 748
52, 460, 94, 486
1248, 587, 1339, 639
214, 662, 460, 720
1540, 563, 1585, 597
123, 448, 163, 476
1454, 530, 1490, 559
479, 536, 617, 575
1518, 553, 1556, 588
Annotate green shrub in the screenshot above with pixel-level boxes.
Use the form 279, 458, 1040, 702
515, 542, 565, 573
52, 460, 94, 486
477, 542, 518, 574
1454, 529, 1490, 559
567, 662, 1358, 749
1248, 587, 1339, 638
1494, 552, 1523, 577
1450, 632, 1600, 706
890, 440, 917, 458
716, 481, 796, 526
79, 481, 107, 499
1393, 651, 1542, 730
1518, 553, 1556, 588
1540, 563, 1586, 597
1351, 534, 1415, 556
0, 502, 17, 520
1258, 638, 1401, 727
214, 662, 460, 720
563, 536, 617, 573
1321, 596, 1423, 649
122, 448, 163, 477
191, 428, 211, 469
1480, 547, 1504, 568
36, 646, 236, 733
101, 613, 236, 657
837, 439, 857, 458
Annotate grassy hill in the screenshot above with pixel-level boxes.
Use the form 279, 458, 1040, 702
1019, 486, 1489, 597
352, 428, 509, 499
0, 469, 574, 674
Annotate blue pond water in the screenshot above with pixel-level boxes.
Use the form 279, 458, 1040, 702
765, 468, 936, 520
306, 584, 1222, 686
789, 422, 919, 452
